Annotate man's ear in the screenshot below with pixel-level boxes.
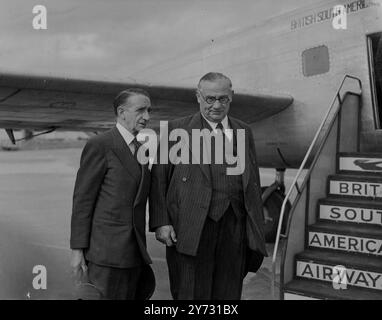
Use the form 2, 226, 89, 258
195, 91, 201, 103
117, 107, 125, 119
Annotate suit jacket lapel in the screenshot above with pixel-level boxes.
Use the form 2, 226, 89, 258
134, 163, 150, 208
229, 117, 250, 191
111, 127, 141, 183
186, 112, 211, 183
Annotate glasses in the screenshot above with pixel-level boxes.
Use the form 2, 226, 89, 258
198, 91, 231, 105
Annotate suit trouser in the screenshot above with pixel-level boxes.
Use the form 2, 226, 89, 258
166, 205, 247, 300
87, 262, 142, 300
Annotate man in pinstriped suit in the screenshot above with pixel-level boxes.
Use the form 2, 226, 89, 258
149, 72, 267, 300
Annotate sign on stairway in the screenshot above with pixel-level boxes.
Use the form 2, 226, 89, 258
340, 157, 382, 173
297, 261, 382, 291
330, 180, 382, 198
320, 204, 382, 225
309, 232, 382, 255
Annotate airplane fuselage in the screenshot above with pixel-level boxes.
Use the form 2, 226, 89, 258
135, 0, 382, 168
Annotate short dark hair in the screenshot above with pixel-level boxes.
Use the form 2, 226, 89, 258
113, 88, 150, 116
197, 72, 232, 89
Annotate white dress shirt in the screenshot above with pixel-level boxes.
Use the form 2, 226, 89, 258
116, 122, 136, 154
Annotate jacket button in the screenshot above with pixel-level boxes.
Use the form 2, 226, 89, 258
182, 177, 187, 182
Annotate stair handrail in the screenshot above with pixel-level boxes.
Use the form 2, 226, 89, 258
271, 74, 362, 298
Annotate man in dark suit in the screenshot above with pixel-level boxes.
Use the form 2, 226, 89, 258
70, 88, 153, 300
149, 72, 267, 300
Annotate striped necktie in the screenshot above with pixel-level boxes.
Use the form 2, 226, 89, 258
132, 138, 141, 160
132, 138, 142, 175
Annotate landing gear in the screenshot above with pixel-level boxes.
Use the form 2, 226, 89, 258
2, 129, 18, 151
262, 169, 291, 243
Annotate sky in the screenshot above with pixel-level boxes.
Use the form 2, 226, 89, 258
0, 0, 321, 82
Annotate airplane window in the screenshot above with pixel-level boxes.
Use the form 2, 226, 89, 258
302, 45, 330, 77
367, 32, 382, 129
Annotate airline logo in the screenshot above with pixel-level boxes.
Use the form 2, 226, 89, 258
290, 0, 372, 31
330, 180, 382, 198
297, 261, 382, 291
309, 231, 382, 255
340, 157, 382, 173
319, 204, 382, 226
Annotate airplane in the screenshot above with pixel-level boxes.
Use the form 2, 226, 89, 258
0, 0, 381, 299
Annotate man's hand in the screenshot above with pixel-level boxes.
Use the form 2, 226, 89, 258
155, 225, 177, 247
70, 249, 87, 283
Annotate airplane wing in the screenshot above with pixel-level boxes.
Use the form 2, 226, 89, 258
0, 74, 293, 132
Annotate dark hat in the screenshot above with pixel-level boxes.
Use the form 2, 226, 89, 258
75, 282, 103, 300
135, 264, 156, 300
245, 248, 265, 275
74, 264, 155, 300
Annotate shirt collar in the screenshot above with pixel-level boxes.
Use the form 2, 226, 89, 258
116, 122, 135, 146
201, 114, 229, 131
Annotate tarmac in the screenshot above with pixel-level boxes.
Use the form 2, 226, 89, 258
0, 146, 286, 300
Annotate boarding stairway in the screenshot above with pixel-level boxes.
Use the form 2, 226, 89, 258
272, 75, 382, 300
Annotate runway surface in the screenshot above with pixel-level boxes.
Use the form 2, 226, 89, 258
0, 147, 299, 300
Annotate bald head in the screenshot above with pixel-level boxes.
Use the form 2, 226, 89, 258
197, 72, 232, 90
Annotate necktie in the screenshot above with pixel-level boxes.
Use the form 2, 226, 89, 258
132, 138, 142, 174
132, 138, 141, 160
216, 122, 237, 160
216, 122, 230, 141
215, 122, 225, 164
216, 122, 224, 132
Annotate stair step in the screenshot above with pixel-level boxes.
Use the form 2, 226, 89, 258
284, 278, 382, 300
318, 198, 382, 227
308, 221, 382, 256
338, 153, 382, 175
297, 249, 382, 272
310, 221, 382, 238
328, 174, 382, 200
284, 292, 319, 300
296, 249, 382, 291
